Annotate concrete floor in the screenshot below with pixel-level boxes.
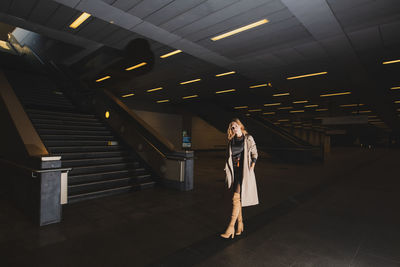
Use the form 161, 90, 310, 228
0, 147, 399, 266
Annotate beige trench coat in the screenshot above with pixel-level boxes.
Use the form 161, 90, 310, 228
224, 134, 259, 207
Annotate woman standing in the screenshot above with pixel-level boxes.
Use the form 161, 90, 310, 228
221, 118, 259, 239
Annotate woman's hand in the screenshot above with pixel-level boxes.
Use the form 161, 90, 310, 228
250, 162, 255, 171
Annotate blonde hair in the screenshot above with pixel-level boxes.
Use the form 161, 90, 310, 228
227, 118, 248, 140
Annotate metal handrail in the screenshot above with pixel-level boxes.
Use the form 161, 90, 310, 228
0, 158, 71, 178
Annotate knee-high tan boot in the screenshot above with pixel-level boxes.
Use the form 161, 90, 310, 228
221, 192, 241, 239
236, 204, 244, 235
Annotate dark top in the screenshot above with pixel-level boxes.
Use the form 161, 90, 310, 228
231, 135, 257, 164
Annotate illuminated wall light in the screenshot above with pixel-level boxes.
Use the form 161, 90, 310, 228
394, 100, 400, 104
180, 78, 201, 85
273, 93, 290, 97
340, 104, 364, 107
320, 92, 351, 97
147, 87, 163, 92
211, 19, 269, 41
215, 89, 236, 94
263, 112, 275, 115
157, 99, 170, 103
160, 49, 182, 58
293, 100, 308, 104
125, 62, 147, 71
182, 94, 199, 99
105, 111, 110, 119
287, 72, 327, 80
278, 106, 293, 110
304, 104, 318, 108
383, 59, 400, 65
391, 86, 400, 90
249, 84, 267, 88
121, 93, 134, 98
96, 76, 111, 82
278, 119, 290, 122
316, 108, 328, 111
215, 71, 235, 77
0, 40, 10, 50
264, 103, 281, 106
234, 106, 248, 109
289, 110, 305, 113
248, 109, 262, 112
69, 12, 91, 29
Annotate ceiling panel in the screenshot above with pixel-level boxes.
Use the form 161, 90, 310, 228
46, 5, 78, 30
111, 0, 141, 11
380, 20, 400, 47
75, 17, 108, 39
103, 28, 132, 47
28, 0, 60, 25
348, 26, 382, 52
89, 23, 120, 43
0, 0, 12, 13
293, 42, 329, 61
7, 0, 38, 19
326, 0, 373, 13
128, 0, 174, 19
145, 0, 205, 26
159, 0, 239, 32
113, 32, 142, 49
272, 48, 306, 65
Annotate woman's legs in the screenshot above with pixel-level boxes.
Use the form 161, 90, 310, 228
235, 184, 244, 235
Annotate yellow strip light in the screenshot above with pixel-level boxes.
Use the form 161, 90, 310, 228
234, 106, 248, 109
391, 86, 400, 90
216, 71, 235, 77
182, 95, 199, 99
0, 40, 10, 50
263, 112, 275, 115
215, 89, 236, 94
125, 62, 147, 71
383, 59, 400, 65
352, 110, 372, 114
287, 72, 327, 80
180, 78, 201, 85
157, 99, 170, 103
121, 93, 134, 98
273, 93, 290, 97
147, 87, 163, 92
320, 92, 351, 97
293, 100, 308, 104
70, 12, 91, 29
96, 76, 111, 82
290, 110, 305, 113
304, 104, 318, 108
394, 100, 400, 104
316, 108, 328, 111
160, 49, 182, 58
250, 84, 267, 88
278, 119, 289, 122
278, 106, 293, 110
248, 109, 262, 112
340, 104, 364, 107
264, 103, 281, 106
211, 19, 269, 41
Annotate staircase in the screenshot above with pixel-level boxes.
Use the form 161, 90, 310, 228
6, 70, 156, 203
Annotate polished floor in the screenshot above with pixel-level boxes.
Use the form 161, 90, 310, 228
1, 147, 399, 266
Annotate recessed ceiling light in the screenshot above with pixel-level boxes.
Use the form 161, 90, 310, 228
249, 84, 268, 88
121, 93, 134, 98
304, 104, 318, 108
248, 109, 262, 112
234, 106, 248, 109
293, 100, 308, 104
287, 72, 327, 80
180, 78, 201, 85
211, 19, 269, 41
292, 122, 302, 124
264, 103, 281, 106
320, 92, 351, 97
215, 71, 235, 77
278, 119, 290, 122
96, 76, 111, 82
182, 94, 199, 99
340, 104, 364, 107
352, 110, 372, 114
277, 106, 293, 110
70, 12, 91, 29
316, 108, 328, 111
215, 89, 236, 94
263, 112, 275, 115
273, 93, 290, 97
290, 110, 305, 113
394, 100, 400, 103
147, 87, 163, 92
383, 59, 400, 65
157, 99, 170, 103
125, 62, 147, 71
160, 49, 182, 58
391, 86, 400, 90
0, 40, 10, 50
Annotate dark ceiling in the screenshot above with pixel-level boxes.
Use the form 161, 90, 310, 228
1, 0, 400, 132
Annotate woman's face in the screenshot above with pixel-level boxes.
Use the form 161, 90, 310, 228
231, 122, 242, 136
